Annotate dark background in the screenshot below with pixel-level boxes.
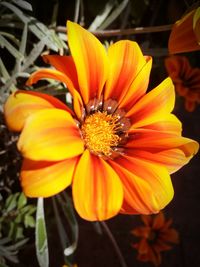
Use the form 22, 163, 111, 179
1, 0, 200, 266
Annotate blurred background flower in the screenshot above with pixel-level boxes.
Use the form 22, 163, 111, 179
131, 212, 179, 266
165, 55, 200, 112
168, 7, 200, 54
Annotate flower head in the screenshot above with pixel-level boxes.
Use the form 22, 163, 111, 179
168, 7, 200, 54
132, 212, 179, 266
165, 55, 200, 111
4, 21, 199, 221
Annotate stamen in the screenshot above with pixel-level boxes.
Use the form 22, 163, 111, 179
86, 96, 103, 114
81, 111, 121, 156
103, 99, 118, 114
81, 98, 131, 158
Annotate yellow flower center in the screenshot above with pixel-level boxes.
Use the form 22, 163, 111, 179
81, 111, 121, 156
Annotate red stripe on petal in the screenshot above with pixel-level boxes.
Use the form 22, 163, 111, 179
21, 157, 78, 197
72, 150, 123, 221
18, 108, 84, 161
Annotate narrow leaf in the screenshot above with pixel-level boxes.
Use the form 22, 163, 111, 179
57, 194, 79, 257
19, 23, 28, 55
74, 0, 81, 23
11, 0, 33, 11
0, 34, 23, 59
98, 0, 129, 30
35, 198, 49, 267
5, 193, 19, 212
1, 2, 60, 51
24, 214, 35, 228
88, 0, 115, 31
14, 22, 28, 73
22, 37, 46, 71
0, 57, 10, 81
17, 192, 27, 209
1, 2, 29, 24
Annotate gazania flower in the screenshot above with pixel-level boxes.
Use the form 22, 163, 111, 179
165, 55, 200, 112
4, 21, 199, 221
168, 7, 200, 54
132, 212, 179, 266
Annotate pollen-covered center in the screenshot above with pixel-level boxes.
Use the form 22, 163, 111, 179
81, 111, 121, 156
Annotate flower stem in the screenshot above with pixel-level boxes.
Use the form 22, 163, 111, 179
55, 24, 172, 37
100, 221, 128, 267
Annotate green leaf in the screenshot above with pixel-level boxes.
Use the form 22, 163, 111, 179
0, 57, 10, 81
24, 214, 35, 228
0, 34, 23, 59
98, 0, 129, 30
0, 31, 20, 46
22, 37, 46, 70
27, 205, 37, 215
88, 0, 115, 31
1, 2, 60, 51
15, 226, 24, 240
19, 22, 28, 55
8, 222, 15, 239
8, 221, 25, 240
74, 0, 80, 23
36, 198, 49, 267
5, 193, 19, 212
1, 2, 30, 24
57, 194, 79, 257
11, 0, 33, 11
0, 237, 28, 264
15, 214, 22, 224
17, 193, 27, 209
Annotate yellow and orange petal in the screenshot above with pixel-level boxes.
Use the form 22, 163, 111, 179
168, 7, 200, 54
4, 90, 72, 132
21, 157, 78, 197
26, 68, 84, 118
72, 150, 123, 221
142, 114, 182, 135
126, 78, 175, 128
110, 155, 174, 215
104, 40, 146, 103
127, 128, 199, 154
126, 128, 198, 174
41, 54, 86, 118
42, 55, 79, 91
18, 108, 84, 161
67, 20, 108, 104
119, 56, 152, 111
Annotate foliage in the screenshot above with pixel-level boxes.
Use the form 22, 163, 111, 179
0, 0, 67, 104
0, 192, 35, 264
0, 192, 36, 240
0, 237, 28, 265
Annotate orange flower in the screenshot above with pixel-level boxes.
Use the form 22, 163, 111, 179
132, 212, 179, 266
4, 21, 199, 221
168, 7, 200, 54
165, 55, 200, 112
